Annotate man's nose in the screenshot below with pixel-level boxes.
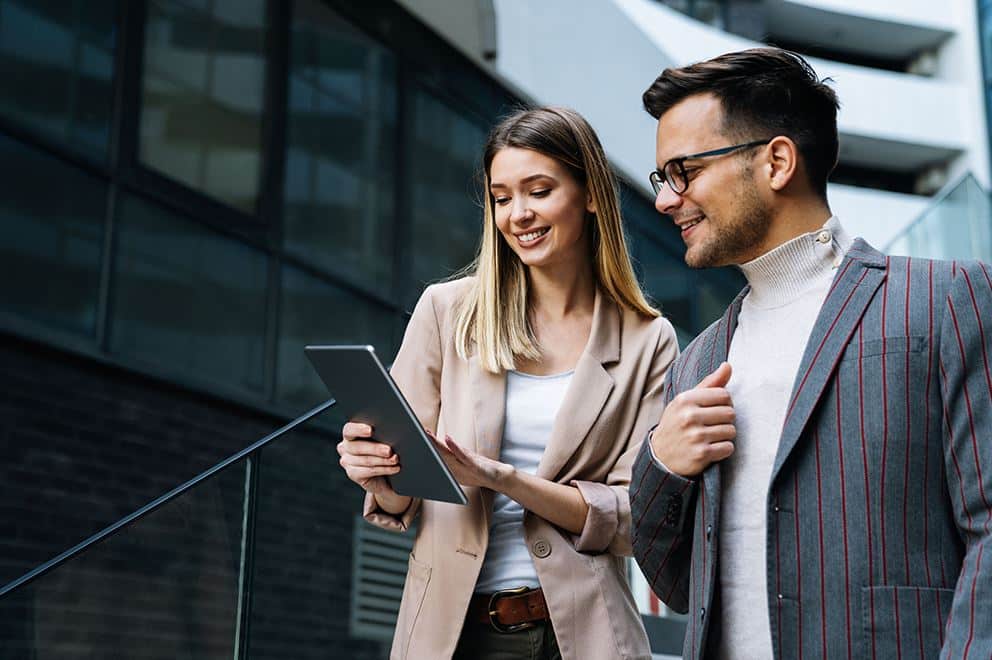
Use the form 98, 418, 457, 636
654, 184, 684, 215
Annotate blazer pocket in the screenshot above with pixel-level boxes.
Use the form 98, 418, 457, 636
393, 554, 432, 659
861, 585, 954, 659
840, 335, 927, 363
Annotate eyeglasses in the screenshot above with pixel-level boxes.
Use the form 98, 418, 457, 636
649, 139, 771, 196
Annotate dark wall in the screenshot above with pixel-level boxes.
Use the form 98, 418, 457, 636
0, 333, 386, 659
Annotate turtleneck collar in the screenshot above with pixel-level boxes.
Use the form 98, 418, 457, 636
737, 216, 853, 309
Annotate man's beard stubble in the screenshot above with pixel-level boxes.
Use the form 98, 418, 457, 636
686, 170, 773, 269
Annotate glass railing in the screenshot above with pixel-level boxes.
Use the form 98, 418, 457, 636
886, 173, 992, 261
0, 399, 338, 658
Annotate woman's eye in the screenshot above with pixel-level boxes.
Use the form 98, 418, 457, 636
531, 189, 550, 197
493, 197, 510, 205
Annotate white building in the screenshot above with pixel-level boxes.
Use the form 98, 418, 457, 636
396, 0, 990, 252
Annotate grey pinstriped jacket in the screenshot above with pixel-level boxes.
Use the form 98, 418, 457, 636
630, 239, 992, 659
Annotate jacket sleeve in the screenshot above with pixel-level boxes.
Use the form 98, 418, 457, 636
628, 354, 699, 614
570, 316, 680, 556
938, 260, 992, 658
363, 285, 444, 532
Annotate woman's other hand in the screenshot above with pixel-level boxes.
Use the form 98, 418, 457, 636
430, 432, 512, 490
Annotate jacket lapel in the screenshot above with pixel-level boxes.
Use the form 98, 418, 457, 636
696, 289, 748, 508
471, 354, 507, 530
769, 239, 888, 484
535, 288, 618, 481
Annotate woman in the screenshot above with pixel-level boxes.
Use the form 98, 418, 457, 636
338, 107, 678, 659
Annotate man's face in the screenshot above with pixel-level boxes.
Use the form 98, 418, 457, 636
654, 93, 773, 268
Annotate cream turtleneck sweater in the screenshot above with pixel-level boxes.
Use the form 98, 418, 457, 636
716, 216, 853, 660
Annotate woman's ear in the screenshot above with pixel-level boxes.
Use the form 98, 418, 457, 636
586, 192, 596, 215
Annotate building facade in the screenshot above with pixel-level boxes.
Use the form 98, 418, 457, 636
0, 1, 748, 657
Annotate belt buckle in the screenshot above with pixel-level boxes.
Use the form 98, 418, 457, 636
488, 586, 536, 634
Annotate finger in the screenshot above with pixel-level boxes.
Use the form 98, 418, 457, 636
679, 387, 733, 408
340, 439, 394, 459
701, 424, 737, 443
706, 440, 735, 462
340, 453, 399, 469
696, 361, 732, 389
693, 405, 736, 426
346, 465, 401, 481
444, 436, 470, 460
343, 422, 374, 441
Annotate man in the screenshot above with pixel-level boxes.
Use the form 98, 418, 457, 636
629, 47, 991, 659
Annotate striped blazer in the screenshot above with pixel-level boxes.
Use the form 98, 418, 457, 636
630, 239, 992, 659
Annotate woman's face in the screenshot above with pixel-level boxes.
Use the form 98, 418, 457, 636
489, 147, 594, 271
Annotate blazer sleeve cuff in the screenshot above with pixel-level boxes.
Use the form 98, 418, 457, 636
570, 480, 621, 553
362, 491, 421, 532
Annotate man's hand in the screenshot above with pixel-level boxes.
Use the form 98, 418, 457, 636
650, 361, 736, 477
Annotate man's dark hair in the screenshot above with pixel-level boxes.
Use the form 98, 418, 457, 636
643, 47, 840, 198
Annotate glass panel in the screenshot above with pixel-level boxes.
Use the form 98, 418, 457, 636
0, 133, 104, 335
247, 427, 388, 658
404, 86, 487, 306
283, 0, 398, 298
0, 461, 247, 658
0, 0, 115, 159
111, 193, 268, 392
886, 174, 992, 262
140, 0, 268, 213
277, 264, 396, 407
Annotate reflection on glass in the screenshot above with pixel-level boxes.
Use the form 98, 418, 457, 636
111, 193, 268, 392
283, 0, 397, 297
886, 174, 992, 262
277, 265, 395, 406
0, 462, 247, 658
0, 133, 104, 335
140, 0, 267, 213
0, 0, 116, 158
405, 87, 486, 306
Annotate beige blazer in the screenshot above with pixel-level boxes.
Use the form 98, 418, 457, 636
363, 277, 679, 660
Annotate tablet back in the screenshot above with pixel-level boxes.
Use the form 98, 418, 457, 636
305, 345, 467, 505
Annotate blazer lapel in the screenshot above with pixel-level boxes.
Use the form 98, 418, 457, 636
471, 354, 507, 531
696, 289, 748, 508
769, 239, 888, 484
535, 289, 618, 481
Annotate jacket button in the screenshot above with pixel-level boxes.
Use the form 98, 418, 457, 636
705, 524, 713, 541
532, 539, 551, 558
700, 607, 705, 620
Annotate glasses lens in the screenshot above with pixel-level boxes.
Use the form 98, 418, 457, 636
664, 161, 686, 194
649, 171, 663, 195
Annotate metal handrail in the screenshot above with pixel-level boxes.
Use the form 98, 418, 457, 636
0, 398, 336, 599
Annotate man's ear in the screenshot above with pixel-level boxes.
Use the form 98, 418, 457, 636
763, 136, 799, 192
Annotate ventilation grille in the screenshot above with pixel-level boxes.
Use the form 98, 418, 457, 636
350, 516, 416, 640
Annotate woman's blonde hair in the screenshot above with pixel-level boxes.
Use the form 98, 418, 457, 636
453, 106, 659, 373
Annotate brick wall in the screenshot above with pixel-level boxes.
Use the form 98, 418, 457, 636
0, 334, 390, 659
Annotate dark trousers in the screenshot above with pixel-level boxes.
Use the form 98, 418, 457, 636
453, 619, 562, 660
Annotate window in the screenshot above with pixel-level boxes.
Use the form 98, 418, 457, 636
0, 133, 105, 335
283, 0, 398, 298
139, 0, 268, 213
111, 193, 268, 392
404, 87, 487, 307
0, 0, 116, 159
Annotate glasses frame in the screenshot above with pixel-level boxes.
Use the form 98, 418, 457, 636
650, 139, 772, 196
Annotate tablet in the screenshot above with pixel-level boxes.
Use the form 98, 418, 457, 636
305, 345, 467, 505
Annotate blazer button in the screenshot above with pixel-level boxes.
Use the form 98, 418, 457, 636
705, 524, 713, 541
700, 607, 706, 620
532, 539, 552, 558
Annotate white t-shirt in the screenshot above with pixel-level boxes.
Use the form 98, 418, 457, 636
474, 369, 573, 593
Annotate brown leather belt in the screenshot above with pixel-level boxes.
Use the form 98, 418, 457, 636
468, 586, 549, 633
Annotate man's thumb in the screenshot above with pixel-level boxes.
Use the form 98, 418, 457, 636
697, 361, 732, 388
